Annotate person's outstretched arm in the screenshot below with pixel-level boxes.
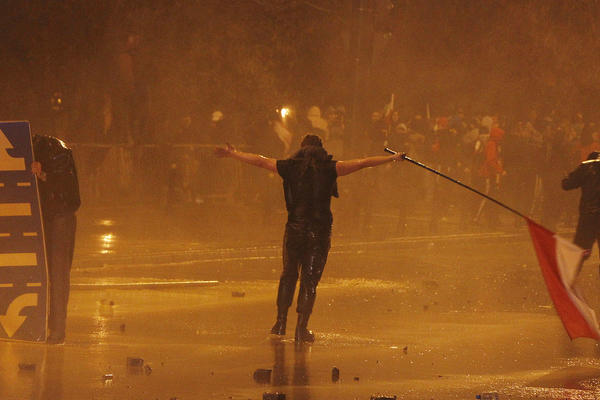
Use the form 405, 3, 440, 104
336, 153, 404, 177
215, 143, 277, 172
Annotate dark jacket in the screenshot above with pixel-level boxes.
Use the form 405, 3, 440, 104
276, 146, 338, 230
33, 135, 81, 217
561, 158, 600, 215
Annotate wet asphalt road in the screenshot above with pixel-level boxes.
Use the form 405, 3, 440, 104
1, 205, 600, 400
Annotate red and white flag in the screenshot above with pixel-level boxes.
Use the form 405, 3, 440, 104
527, 218, 600, 340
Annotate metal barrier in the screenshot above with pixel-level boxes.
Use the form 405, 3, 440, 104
70, 143, 243, 206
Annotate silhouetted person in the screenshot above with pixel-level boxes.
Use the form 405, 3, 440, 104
562, 151, 600, 273
111, 32, 148, 143
215, 134, 404, 343
31, 135, 80, 344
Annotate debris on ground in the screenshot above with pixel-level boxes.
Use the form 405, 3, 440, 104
18, 363, 36, 371
331, 366, 339, 382
263, 392, 285, 400
253, 368, 272, 384
370, 395, 397, 400
127, 357, 144, 367
476, 393, 499, 400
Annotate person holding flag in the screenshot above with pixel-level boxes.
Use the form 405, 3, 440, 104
215, 134, 404, 343
385, 146, 600, 341
562, 151, 600, 271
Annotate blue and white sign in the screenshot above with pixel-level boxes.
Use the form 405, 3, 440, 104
0, 121, 48, 342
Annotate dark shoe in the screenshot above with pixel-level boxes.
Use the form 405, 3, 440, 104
270, 309, 288, 335
270, 319, 286, 335
294, 313, 314, 343
294, 326, 315, 343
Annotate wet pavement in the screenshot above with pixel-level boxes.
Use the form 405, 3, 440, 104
2, 204, 600, 399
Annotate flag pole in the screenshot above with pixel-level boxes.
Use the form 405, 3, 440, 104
385, 147, 527, 220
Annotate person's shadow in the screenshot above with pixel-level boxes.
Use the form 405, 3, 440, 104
271, 339, 312, 399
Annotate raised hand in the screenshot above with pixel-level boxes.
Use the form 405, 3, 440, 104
214, 143, 236, 158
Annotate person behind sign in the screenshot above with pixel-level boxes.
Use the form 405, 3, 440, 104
31, 134, 80, 344
215, 134, 404, 343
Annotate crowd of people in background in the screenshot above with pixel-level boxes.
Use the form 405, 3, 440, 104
56, 89, 598, 236
273, 104, 597, 235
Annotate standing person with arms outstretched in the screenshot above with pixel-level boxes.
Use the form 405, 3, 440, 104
215, 134, 404, 343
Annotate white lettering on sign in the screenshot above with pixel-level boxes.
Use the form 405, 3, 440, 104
0, 253, 37, 267
0, 203, 31, 216
0, 129, 25, 171
0, 293, 38, 337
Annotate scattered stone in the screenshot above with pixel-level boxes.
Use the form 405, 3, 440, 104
476, 393, 499, 400
119, 323, 126, 332
370, 395, 397, 400
232, 291, 246, 298
263, 393, 285, 400
331, 367, 339, 382
102, 373, 113, 381
253, 368, 272, 384
403, 346, 408, 355
18, 363, 36, 371
127, 357, 144, 367
144, 365, 152, 375
422, 280, 439, 289
353, 376, 360, 381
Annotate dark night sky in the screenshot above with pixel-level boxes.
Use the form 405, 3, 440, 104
2, 0, 600, 140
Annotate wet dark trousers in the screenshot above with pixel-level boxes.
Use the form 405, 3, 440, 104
44, 213, 77, 340
574, 213, 600, 256
276, 225, 330, 316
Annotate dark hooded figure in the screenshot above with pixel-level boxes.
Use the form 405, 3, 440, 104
562, 151, 600, 271
31, 134, 80, 344
216, 133, 404, 343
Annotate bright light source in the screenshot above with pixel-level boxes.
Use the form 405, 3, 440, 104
101, 233, 114, 244
280, 107, 291, 119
